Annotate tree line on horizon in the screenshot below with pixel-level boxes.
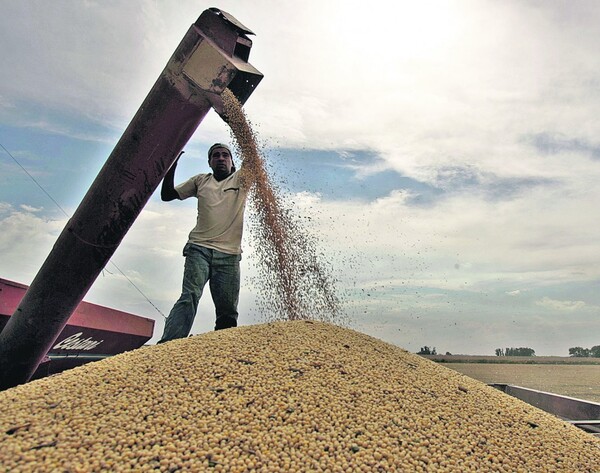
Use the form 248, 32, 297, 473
417, 346, 538, 357
417, 345, 600, 357
495, 346, 600, 357
495, 347, 535, 356
568, 346, 600, 357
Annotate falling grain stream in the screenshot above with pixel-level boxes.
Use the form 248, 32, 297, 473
221, 89, 342, 324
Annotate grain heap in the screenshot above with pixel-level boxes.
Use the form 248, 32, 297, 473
1, 321, 599, 472
221, 89, 342, 324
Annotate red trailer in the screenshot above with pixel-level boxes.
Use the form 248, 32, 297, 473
0, 278, 154, 379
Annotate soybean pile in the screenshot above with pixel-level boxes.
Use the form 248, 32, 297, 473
222, 89, 342, 324
2, 321, 599, 472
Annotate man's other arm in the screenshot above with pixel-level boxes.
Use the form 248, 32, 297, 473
161, 152, 183, 201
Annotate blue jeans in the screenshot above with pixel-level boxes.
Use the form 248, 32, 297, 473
159, 243, 241, 342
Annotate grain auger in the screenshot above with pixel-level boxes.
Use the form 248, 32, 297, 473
0, 8, 263, 390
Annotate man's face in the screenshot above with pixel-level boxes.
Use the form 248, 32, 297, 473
209, 147, 233, 176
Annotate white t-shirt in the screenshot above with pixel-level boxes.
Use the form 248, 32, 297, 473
175, 170, 247, 255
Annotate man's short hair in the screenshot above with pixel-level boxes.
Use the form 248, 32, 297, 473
208, 143, 232, 160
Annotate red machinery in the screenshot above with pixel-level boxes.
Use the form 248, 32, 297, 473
0, 8, 262, 389
0, 278, 155, 379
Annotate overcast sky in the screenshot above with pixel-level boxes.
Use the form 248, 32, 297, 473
1, 0, 600, 355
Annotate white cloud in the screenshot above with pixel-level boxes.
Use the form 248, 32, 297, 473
535, 297, 586, 312
19, 204, 42, 213
0, 205, 66, 283
3, 1, 600, 185
3, 1, 600, 355
0, 95, 15, 110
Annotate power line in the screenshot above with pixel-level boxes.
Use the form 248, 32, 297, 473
0, 142, 70, 218
0, 141, 166, 319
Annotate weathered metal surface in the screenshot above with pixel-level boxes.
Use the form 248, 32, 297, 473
0, 8, 262, 390
490, 383, 600, 435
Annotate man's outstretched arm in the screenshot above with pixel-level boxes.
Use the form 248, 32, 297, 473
161, 152, 184, 201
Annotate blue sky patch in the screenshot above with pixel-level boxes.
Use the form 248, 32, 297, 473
528, 132, 600, 160
0, 122, 113, 210
265, 148, 441, 204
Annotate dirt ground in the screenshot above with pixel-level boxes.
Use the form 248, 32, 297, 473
440, 362, 600, 403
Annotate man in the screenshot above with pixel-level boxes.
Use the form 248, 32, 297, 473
158, 143, 248, 342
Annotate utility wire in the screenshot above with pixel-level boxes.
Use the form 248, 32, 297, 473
0, 142, 70, 218
0, 141, 166, 319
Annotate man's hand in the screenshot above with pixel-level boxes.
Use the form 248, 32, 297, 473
161, 151, 184, 201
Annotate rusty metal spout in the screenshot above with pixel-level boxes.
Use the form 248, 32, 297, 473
0, 8, 263, 390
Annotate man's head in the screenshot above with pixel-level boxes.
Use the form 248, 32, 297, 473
207, 143, 235, 180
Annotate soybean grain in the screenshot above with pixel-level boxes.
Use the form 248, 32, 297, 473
1, 321, 599, 472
